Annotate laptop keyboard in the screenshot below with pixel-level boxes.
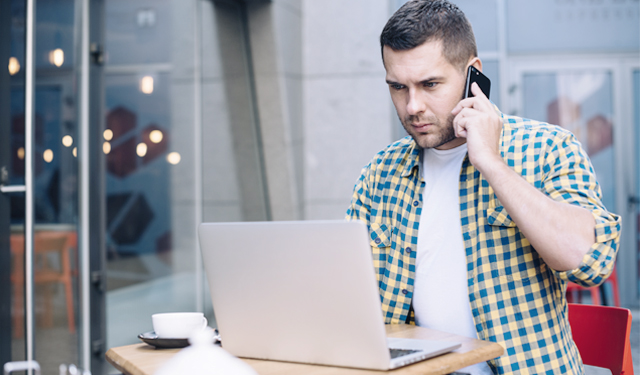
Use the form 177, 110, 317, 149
389, 348, 421, 359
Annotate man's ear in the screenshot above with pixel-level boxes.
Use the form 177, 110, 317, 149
469, 57, 483, 72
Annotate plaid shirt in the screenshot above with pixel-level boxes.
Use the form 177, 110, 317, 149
346, 108, 621, 374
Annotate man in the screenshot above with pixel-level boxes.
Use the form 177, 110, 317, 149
346, 1, 621, 374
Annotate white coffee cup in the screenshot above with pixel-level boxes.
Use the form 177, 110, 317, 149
152, 312, 208, 338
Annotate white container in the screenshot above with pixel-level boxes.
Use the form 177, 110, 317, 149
154, 328, 258, 375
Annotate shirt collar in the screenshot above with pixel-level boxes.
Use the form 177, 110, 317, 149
400, 140, 422, 178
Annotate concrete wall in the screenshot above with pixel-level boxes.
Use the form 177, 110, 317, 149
247, 0, 303, 220
168, 0, 398, 274
245, 0, 389, 220
302, 0, 394, 219
241, 0, 396, 221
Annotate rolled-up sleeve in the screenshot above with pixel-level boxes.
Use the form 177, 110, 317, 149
541, 130, 621, 286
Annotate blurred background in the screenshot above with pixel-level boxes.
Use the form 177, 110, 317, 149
0, 0, 638, 373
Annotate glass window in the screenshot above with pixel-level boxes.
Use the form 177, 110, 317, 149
104, 0, 268, 353
522, 71, 616, 212
480, 59, 500, 108
454, 0, 499, 52
104, 0, 194, 351
105, 0, 172, 65
104, 72, 173, 280
35, 0, 76, 69
507, 0, 640, 53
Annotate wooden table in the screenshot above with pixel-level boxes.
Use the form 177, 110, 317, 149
106, 325, 503, 375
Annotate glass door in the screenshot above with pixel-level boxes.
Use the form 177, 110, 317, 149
3, 0, 274, 372
1, 0, 102, 373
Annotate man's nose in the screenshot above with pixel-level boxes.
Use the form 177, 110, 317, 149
406, 90, 425, 116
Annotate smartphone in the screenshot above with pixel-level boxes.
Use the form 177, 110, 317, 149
464, 65, 491, 99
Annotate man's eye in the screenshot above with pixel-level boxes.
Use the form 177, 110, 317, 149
390, 84, 404, 90
424, 82, 437, 88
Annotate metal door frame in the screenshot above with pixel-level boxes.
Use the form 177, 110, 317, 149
80, 0, 108, 372
0, 0, 14, 365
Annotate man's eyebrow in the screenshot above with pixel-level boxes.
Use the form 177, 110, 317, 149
385, 76, 444, 85
420, 76, 443, 84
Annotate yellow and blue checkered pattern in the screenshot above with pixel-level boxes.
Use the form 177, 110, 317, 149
346, 108, 621, 374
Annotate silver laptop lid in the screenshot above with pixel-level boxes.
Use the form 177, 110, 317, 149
198, 220, 391, 370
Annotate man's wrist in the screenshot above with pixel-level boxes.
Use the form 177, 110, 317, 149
471, 152, 506, 178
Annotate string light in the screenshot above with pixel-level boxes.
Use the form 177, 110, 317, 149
149, 130, 163, 143
8, 57, 20, 75
140, 76, 154, 94
62, 135, 73, 147
104, 129, 113, 141
49, 49, 64, 67
167, 152, 181, 165
136, 143, 148, 157
43, 149, 54, 163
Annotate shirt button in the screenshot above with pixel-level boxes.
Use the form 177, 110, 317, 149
406, 247, 412, 254
402, 289, 408, 295
413, 201, 419, 207
374, 238, 381, 244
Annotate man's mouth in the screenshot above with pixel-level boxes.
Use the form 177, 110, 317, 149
411, 123, 431, 132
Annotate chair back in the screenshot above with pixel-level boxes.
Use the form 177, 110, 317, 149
10, 232, 71, 278
568, 303, 634, 375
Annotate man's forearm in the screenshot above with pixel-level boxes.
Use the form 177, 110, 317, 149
451, 83, 596, 271
479, 157, 596, 272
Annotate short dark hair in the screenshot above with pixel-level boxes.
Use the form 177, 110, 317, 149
380, 0, 477, 71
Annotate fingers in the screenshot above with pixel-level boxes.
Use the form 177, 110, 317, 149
452, 82, 497, 139
453, 108, 475, 138
452, 82, 491, 115
453, 104, 491, 138
470, 81, 488, 100
454, 121, 467, 138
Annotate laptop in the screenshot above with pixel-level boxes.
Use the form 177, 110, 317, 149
198, 220, 461, 370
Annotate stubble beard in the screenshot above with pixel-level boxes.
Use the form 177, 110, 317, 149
401, 113, 457, 149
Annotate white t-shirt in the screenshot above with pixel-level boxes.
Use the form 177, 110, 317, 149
414, 144, 493, 375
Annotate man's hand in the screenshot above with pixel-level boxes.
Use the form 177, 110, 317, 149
450, 82, 503, 173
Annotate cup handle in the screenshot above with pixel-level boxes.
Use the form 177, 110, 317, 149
202, 317, 208, 329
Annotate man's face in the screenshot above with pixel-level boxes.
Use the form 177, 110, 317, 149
383, 40, 468, 150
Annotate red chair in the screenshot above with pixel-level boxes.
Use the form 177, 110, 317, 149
10, 231, 77, 338
566, 266, 620, 307
568, 303, 634, 375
